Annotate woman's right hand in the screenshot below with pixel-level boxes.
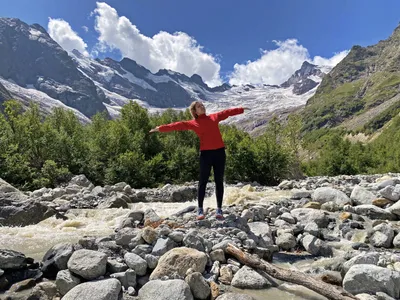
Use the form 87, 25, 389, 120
149, 126, 160, 133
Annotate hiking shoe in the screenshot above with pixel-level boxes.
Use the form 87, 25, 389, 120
216, 208, 224, 220
197, 207, 205, 220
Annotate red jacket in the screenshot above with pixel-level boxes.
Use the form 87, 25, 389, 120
158, 107, 244, 151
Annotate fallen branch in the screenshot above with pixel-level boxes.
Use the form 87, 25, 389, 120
225, 244, 357, 300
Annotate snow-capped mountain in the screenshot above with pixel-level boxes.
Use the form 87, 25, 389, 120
0, 17, 328, 133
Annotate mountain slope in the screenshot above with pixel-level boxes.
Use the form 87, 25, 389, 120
0, 18, 108, 118
302, 24, 400, 132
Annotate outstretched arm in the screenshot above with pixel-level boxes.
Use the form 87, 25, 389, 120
214, 107, 250, 122
149, 120, 194, 133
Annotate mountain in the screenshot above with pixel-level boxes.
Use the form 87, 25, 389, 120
0, 17, 329, 132
281, 61, 327, 95
0, 18, 108, 118
301, 24, 400, 133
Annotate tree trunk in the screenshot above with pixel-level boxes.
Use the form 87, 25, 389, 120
225, 244, 357, 300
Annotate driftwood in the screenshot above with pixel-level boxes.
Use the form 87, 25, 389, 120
225, 244, 358, 300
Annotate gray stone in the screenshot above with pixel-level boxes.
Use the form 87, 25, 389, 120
145, 254, 158, 269
152, 237, 177, 256
150, 247, 207, 280
62, 278, 121, 300
312, 187, 352, 206
110, 269, 136, 289
342, 252, 380, 274
387, 201, 400, 216
354, 205, 396, 220
138, 279, 193, 300
351, 185, 376, 205
183, 232, 205, 252
55, 269, 81, 296
302, 235, 332, 257
290, 208, 329, 228
169, 231, 185, 243
185, 272, 210, 299
115, 228, 138, 247
393, 233, 400, 248
124, 252, 147, 276
0, 249, 27, 269
67, 249, 107, 280
376, 292, 396, 300
280, 212, 296, 224
247, 222, 273, 246
107, 259, 128, 273
343, 264, 400, 298
291, 190, 311, 200
379, 186, 400, 201
210, 249, 226, 263
98, 195, 128, 209
370, 224, 394, 248
276, 233, 296, 250
231, 266, 270, 289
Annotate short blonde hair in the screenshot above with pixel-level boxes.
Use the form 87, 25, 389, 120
189, 101, 200, 119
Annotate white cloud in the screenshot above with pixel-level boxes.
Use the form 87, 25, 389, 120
82, 26, 89, 33
228, 39, 349, 86
92, 2, 222, 87
48, 18, 89, 56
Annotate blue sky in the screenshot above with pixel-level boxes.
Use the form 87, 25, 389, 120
2, 0, 400, 86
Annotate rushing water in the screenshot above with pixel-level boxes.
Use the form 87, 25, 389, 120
0, 186, 323, 299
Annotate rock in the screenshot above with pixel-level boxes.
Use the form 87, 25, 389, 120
0, 178, 28, 202
387, 201, 400, 216
247, 222, 273, 246
31, 281, 59, 300
339, 212, 352, 221
376, 178, 400, 189
393, 233, 400, 248
0, 249, 27, 269
303, 202, 321, 209
69, 174, 91, 187
171, 187, 196, 202
373, 198, 393, 207
210, 249, 226, 263
376, 292, 396, 300
115, 228, 139, 247
0, 199, 55, 226
302, 235, 332, 256
8, 278, 36, 292
56, 269, 81, 296
320, 201, 340, 212
219, 265, 233, 284
132, 244, 152, 257
216, 293, 255, 300
152, 237, 177, 256
291, 208, 329, 228
141, 226, 158, 244
124, 253, 147, 276
169, 231, 185, 243
343, 264, 400, 298
353, 205, 396, 220
62, 278, 121, 300
150, 247, 207, 280
67, 249, 107, 280
98, 195, 128, 209
291, 190, 311, 200
342, 252, 380, 274
183, 231, 206, 252
138, 279, 193, 300
144, 208, 161, 225
379, 186, 400, 202
231, 266, 270, 289
276, 233, 296, 250
110, 269, 136, 289
280, 212, 296, 224
356, 294, 378, 300
145, 254, 158, 269
185, 272, 210, 299
107, 259, 128, 273
370, 224, 394, 248
42, 243, 75, 279
127, 211, 144, 223
312, 187, 352, 206
351, 185, 376, 205
241, 209, 254, 220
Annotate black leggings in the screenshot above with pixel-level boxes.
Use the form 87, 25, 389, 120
197, 147, 226, 209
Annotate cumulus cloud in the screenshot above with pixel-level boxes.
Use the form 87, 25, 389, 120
92, 2, 222, 87
48, 18, 89, 56
228, 39, 349, 86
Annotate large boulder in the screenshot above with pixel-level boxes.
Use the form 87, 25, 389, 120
247, 222, 273, 246
231, 266, 270, 289
343, 264, 400, 298
353, 205, 396, 220
290, 208, 329, 228
138, 279, 193, 300
0, 199, 55, 226
67, 249, 107, 280
149, 247, 207, 280
41, 243, 75, 279
62, 278, 121, 300
0, 178, 28, 202
0, 249, 28, 269
312, 187, 352, 206
350, 185, 376, 205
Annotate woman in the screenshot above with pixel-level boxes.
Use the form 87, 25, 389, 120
149, 101, 249, 220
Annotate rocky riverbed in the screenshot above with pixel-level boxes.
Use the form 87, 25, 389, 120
2, 173, 400, 299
